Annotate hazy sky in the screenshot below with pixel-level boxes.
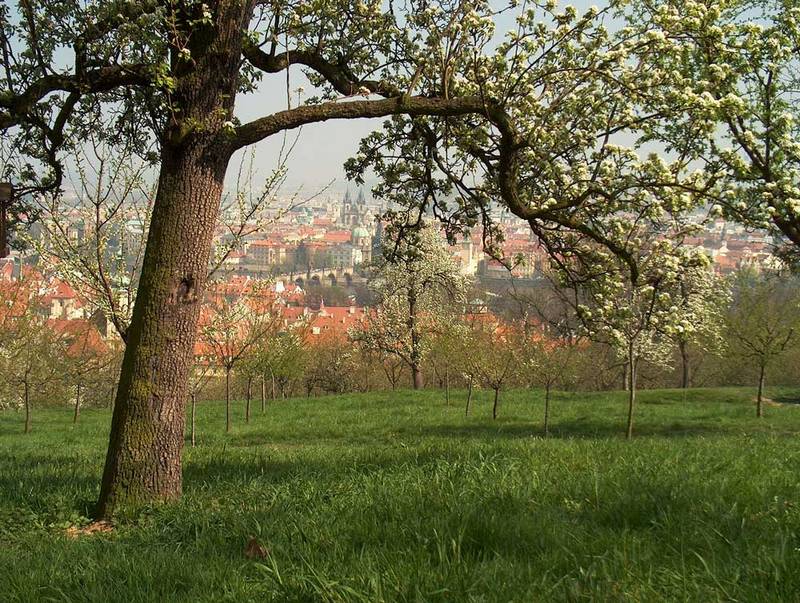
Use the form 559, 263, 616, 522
227, 2, 602, 198
230, 70, 384, 197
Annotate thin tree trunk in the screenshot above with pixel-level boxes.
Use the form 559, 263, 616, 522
73, 381, 81, 424
679, 340, 691, 389
412, 364, 424, 390
465, 376, 473, 416
95, 0, 252, 519
260, 374, 266, 412
225, 367, 232, 432
23, 382, 30, 434
492, 387, 500, 420
245, 376, 252, 423
757, 364, 766, 418
409, 289, 423, 390
626, 352, 637, 440
544, 383, 551, 437
271, 368, 276, 400
386, 363, 399, 391
190, 393, 196, 448
445, 366, 450, 405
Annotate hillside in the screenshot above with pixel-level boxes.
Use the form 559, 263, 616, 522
2, 387, 800, 601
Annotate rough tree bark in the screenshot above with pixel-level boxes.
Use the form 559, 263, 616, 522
98, 146, 229, 515
95, 0, 251, 518
492, 387, 500, 420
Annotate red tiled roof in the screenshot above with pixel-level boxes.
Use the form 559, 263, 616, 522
48, 319, 109, 356
323, 230, 352, 244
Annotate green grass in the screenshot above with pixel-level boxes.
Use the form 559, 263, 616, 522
2, 386, 800, 601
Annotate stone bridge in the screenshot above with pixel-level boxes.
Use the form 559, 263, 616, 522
281, 267, 366, 288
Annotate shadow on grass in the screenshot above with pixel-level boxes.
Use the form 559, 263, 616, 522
409, 419, 751, 441
772, 393, 800, 405
0, 451, 100, 514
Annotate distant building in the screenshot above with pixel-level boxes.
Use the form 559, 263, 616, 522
339, 189, 371, 227
327, 243, 363, 268
351, 225, 372, 265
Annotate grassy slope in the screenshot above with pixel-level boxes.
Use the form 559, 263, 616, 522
2, 387, 800, 602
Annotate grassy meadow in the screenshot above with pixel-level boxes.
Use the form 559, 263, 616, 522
2, 387, 800, 601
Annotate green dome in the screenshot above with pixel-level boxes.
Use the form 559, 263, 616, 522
352, 226, 370, 238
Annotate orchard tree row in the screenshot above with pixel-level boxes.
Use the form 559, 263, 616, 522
6, 232, 797, 445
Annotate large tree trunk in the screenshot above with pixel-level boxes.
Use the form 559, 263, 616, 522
757, 364, 766, 418
679, 340, 691, 389
97, 149, 228, 516
95, 0, 251, 518
73, 381, 81, 424
626, 351, 637, 440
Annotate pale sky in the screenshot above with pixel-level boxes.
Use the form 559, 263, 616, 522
230, 70, 384, 197
226, 2, 604, 198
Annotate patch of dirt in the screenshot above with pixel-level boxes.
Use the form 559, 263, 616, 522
755, 397, 782, 407
244, 537, 270, 559
65, 520, 113, 538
